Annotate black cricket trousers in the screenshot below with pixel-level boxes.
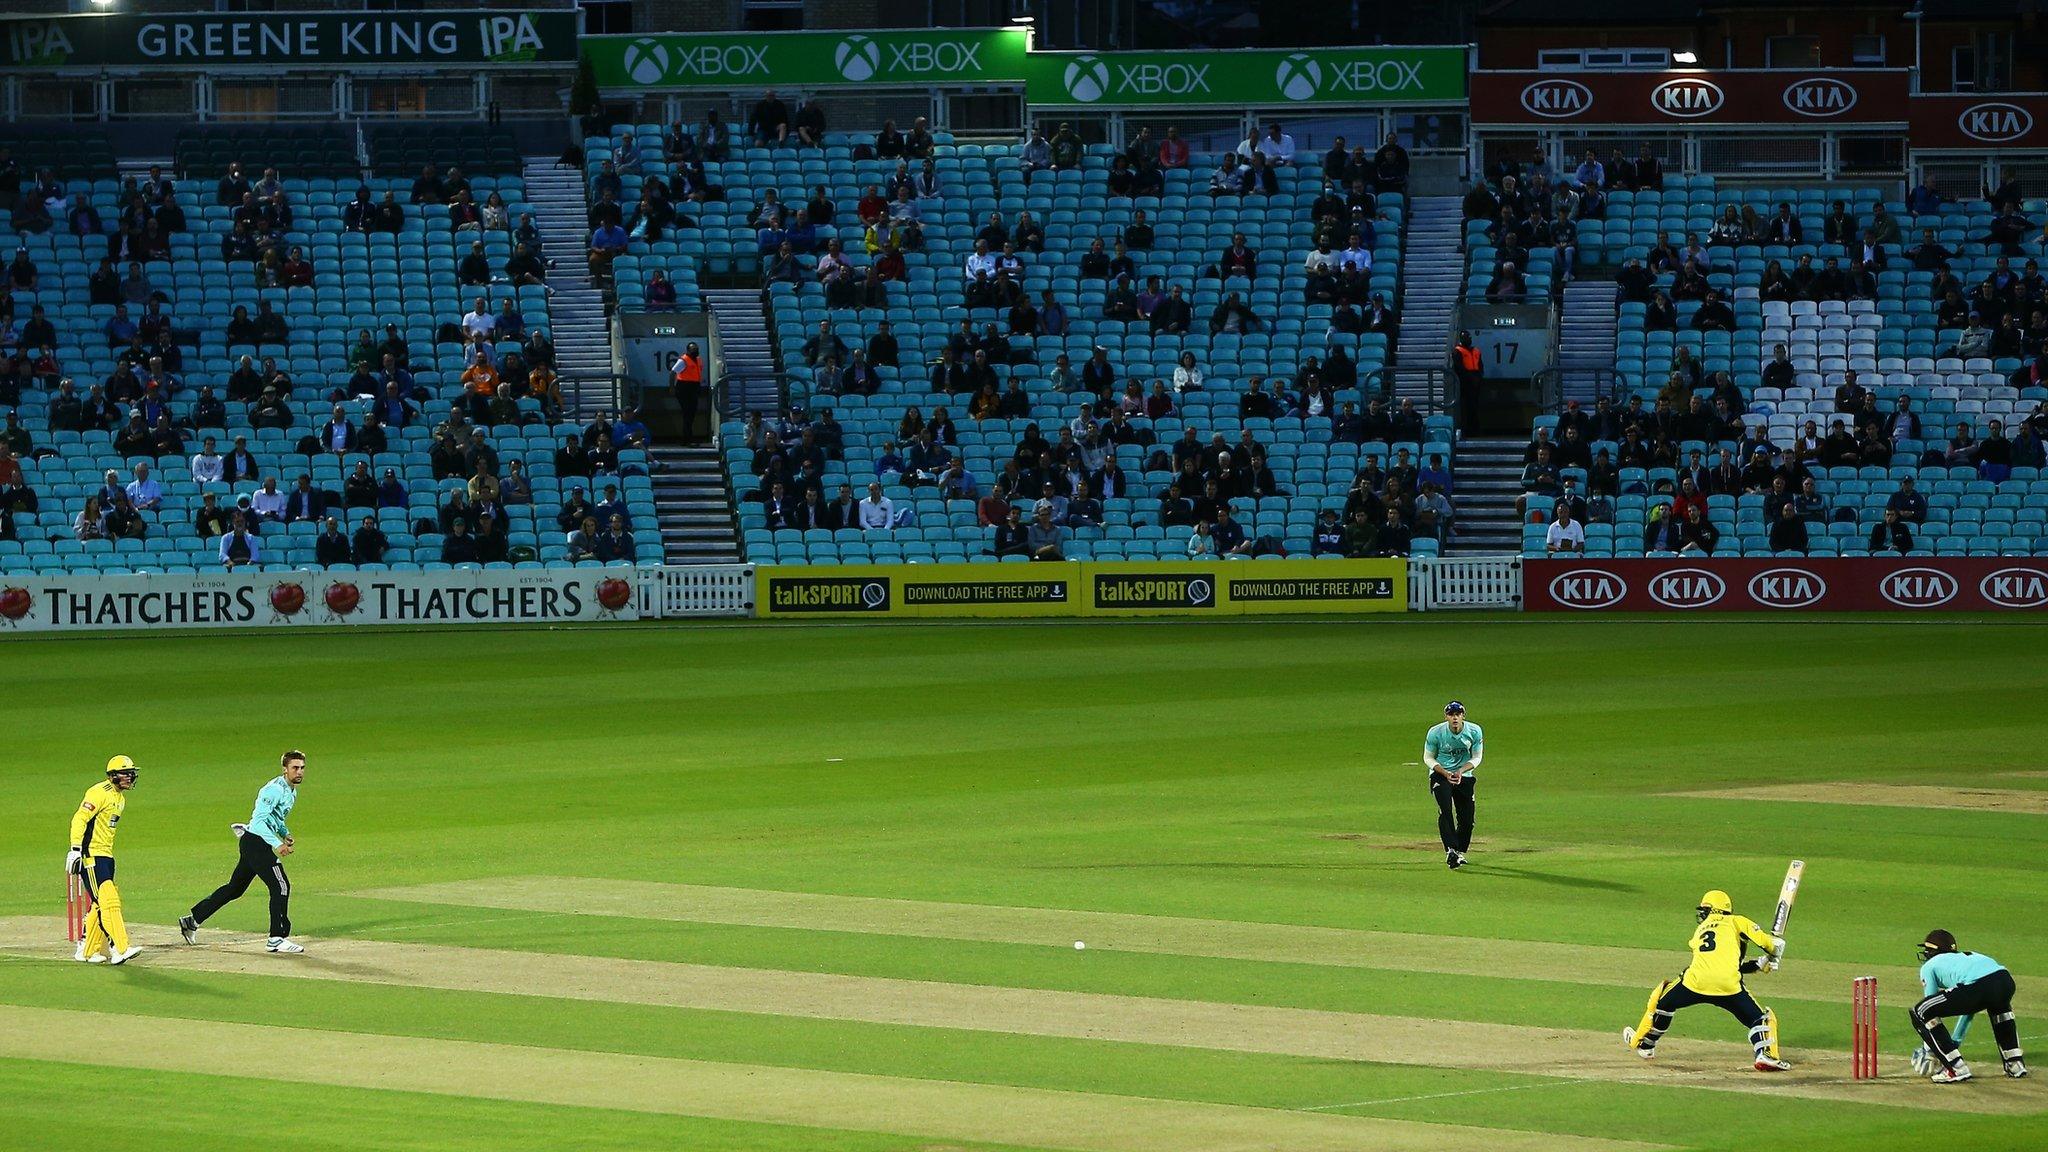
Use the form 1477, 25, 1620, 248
190, 830, 291, 939
1429, 774, 1476, 852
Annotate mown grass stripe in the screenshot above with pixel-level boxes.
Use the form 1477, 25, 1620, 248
0, 1006, 1667, 1152
1668, 783, 2048, 815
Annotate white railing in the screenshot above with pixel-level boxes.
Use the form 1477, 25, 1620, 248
1409, 555, 1523, 611
637, 564, 755, 618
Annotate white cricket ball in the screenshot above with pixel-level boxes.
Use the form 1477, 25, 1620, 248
1074, 941, 1086, 950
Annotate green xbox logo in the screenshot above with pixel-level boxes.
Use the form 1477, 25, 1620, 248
621, 38, 669, 86
1275, 52, 1323, 101
1063, 55, 1110, 102
835, 35, 881, 81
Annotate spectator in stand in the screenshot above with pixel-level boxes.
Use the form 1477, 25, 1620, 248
1210, 152, 1250, 198
458, 241, 492, 286
589, 217, 628, 280
1692, 289, 1736, 332
248, 477, 288, 523
1976, 418, 2014, 483
1342, 508, 1380, 558
858, 482, 896, 533
219, 512, 261, 569
353, 514, 389, 565
793, 96, 826, 147
1374, 133, 1410, 192
441, 516, 480, 564
1516, 446, 1560, 519
1157, 127, 1189, 170
1769, 501, 1810, 554
1869, 507, 1914, 554
1486, 261, 1527, 303
314, 516, 351, 566
1020, 127, 1051, 184
1049, 123, 1082, 170
990, 506, 1029, 557
114, 461, 161, 512
746, 89, 791, 146
1026, 505, 1065, 561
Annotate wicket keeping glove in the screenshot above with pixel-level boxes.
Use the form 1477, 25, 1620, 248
65, 847, 81, 877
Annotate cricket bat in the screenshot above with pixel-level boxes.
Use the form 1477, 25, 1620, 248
1766, 860, 1803, 970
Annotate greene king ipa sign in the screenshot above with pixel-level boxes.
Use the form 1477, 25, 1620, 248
0, 11, 577, 69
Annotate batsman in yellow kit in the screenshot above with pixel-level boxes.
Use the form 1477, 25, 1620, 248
68, 756, 142, 965
1623, 889, 1788, 1071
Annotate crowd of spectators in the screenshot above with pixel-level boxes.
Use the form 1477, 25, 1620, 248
0, 151, 623, 569
690, 103, 1431, 559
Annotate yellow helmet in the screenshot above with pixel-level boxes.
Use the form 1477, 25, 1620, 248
105, 755, 139, 777
1697, 889, 1732, 920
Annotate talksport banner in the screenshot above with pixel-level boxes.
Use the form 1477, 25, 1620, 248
0, 11, 576, 70
0, 569, 638, 632
584, 31, 1466, 107
586, 28, 1031, 91
755, 560, 1405, 618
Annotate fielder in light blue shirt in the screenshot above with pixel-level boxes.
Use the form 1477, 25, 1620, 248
1908, 928, 2026, 1082
1422, 701, 1484, 870
180, 750, 309, 954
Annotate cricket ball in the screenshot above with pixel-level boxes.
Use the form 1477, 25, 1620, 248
0, 586, 29, 620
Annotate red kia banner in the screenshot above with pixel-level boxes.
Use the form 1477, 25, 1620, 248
1527, 558, 2048, 612
1910, 94, 2048, 150
1472, 70, 1910, 126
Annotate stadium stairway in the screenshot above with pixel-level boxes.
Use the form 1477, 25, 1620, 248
1391, 195, 1464, 404
648, 446, 743, 564
521, 156, 613, 421
1558, 280, 1619, 405
701, 288, 782, 416
1447, 437, 1527, 553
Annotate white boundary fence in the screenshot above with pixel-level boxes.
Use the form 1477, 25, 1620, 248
1408, 556, 1523, 611
637, 564, 756, 618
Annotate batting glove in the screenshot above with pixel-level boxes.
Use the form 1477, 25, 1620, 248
64, 847, 82, 877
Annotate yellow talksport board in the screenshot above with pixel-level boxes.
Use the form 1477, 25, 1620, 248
755, 560, 1405, 618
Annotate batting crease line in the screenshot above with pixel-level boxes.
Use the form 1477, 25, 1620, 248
1299, 1077, 1594, 1112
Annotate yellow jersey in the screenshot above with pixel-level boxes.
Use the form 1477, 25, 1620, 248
69, 780, 127, 859
1680, 911, 1775, 996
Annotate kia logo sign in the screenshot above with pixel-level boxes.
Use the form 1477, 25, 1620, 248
1747, 567, 1827, 608
1521, 78, 1592, 119
1651, 77, 1724, 118
1980, 566, 2048, 608
1959, 102, 2034, 143
1783, 77, 1858, 118
1549, 569, 1626, 609
1880, 567, 1959, 607
1648, 567, 1725, 608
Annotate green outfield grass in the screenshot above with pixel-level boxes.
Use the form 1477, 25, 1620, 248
2, 619, 2044, 1151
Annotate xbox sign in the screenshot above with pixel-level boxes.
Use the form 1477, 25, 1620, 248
621, 38, 669, 86
1064, 55, 1110, 102
1275, 53, 1322, 101
834, 35, 880, 81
